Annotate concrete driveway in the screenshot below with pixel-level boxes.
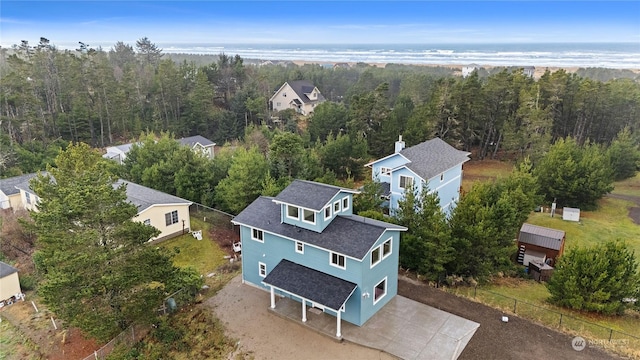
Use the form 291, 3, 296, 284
207, 275, 478, 360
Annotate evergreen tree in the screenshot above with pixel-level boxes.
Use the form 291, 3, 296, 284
29, 143, 201, 341
607, 126, 640, 181
547, 240, 640, 315
214, 147, 268, 214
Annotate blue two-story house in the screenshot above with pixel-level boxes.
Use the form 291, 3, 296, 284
231, 180, 407, 337
365, 136, 471, 215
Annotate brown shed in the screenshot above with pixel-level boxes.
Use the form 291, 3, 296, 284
516, 223, 565, 266
529, 260, 554, 282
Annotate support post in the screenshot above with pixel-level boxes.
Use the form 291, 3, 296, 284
301, 300, 307, 322
270, 287, 276, 309
336, 310, 342, 338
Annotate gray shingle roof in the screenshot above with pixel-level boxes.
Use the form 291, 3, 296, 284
0, 261, 18, 278
263, 259, 357, 311
400, 138, 470, 181
177, 135, 215, 147
519, 223, 565, 250
115, 180, 192, 212
233, 196, 406, 259
288, 80, 326, 103
273, 180, 356, 211
0, 173, 38, 196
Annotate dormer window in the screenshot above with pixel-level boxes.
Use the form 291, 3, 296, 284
303, 209, 316, 224
342, 197, 349, 211
334, 201, 341, 213
324, 206, 331, 220
287, 205, 299, 220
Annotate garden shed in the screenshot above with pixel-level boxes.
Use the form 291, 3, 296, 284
517, 223, 565, 266
0, 261, 22, 304
529, 260, 554, 282
562, 207, 580, 222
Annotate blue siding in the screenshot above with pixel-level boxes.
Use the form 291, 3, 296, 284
370, 154, 409, 183
388, 165, 463, 215
240, 223, 402, 326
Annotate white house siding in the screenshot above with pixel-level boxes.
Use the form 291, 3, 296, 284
271, 83, 296, 113
135, 204, 191, 241
0, 272, 21, 301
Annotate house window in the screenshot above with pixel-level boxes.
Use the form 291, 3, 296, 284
25, 192, 31, 205
399, 175, 413, 189
333, 201, 341, 213
383, 238, 392, 257
143, 219, 151, 226
374, 277, 387, 304
371, 247, 381, 267
287, 205, 299, 220
303, 209, 316, 224
165, 210, 179, 226
296, 241, 304, 254
380, 167, 391, 176
259, 262, 267, 277
283, 92, 287, 97
330, 252, 346, 269
324, 206, 331, 220
440, 173, 444, 182
251, 228, 264, 242
276, 102, 281, 107
342, 197, 349, 211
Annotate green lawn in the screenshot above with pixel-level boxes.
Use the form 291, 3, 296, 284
158, 218, 229, 276
0, 319, 41, 360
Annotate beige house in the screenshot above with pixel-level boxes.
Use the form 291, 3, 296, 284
0, 173, 38, 210
177, 135, 216, 159
119, 180, 192, 241
269, 80, 325, 116
12, 175, 192, 242
0, 261, 22, 303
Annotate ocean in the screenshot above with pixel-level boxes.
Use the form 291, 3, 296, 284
160, 43, 640, 69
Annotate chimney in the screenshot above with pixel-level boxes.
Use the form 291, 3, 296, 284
395, 135, 405, 153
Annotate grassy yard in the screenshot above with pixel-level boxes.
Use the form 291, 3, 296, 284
158, 218, 229, 276
455, 163, 640, 358
0, 319, 41, 360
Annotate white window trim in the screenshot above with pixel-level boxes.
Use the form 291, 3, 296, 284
373, 277, 388, 305
370, 238, 392, 268
370, 247, 382, 268
286, 205, 299, 220
330, 252, 346, 270
302, 208, 316, 225
165, 210, 179, 226
295, 241, 304, 254
258, 262, 267, 277
143, 219, 151, 226
251, 228, 264, 243
399, 175, 414, 190
380, 167, 391, 176
342, 197, 350, 211
324, 205, 332, 221
333, 200, 341, 213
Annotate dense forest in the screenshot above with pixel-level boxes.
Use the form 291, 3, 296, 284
1, 37, 639, 178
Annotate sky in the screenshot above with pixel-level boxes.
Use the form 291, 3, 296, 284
1, 1, 639, 49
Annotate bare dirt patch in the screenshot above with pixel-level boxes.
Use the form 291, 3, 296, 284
1, 300, 99, 360
606, 193, 640, 225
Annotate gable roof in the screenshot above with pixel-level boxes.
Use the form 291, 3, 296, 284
0, 173, 38, 196
399, 138, 471, 181
107, 143, 135, 153
518, 223, 565, 250
0, 261, 18, 278
233, 196, 406, 259
116, 180, 192, 212
273, 180, 358, 211
286, 80, 326, 104
177, 135, 215, 147
263, 259, 357, 311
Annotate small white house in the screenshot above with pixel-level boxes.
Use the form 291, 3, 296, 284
0, 261, 22, 304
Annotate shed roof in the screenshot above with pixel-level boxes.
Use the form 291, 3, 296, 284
0, 173, 38, 196
399, 138, 471, 181
519, 223, 565, 250
233, 196, 406, 259
273, 180, 357, 211
263, 259, 356, 311
0, 261, 18, 278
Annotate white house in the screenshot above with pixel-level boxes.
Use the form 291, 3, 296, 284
269, 80, 325, 116
462, 64, 480, 77
177, 135, 216, 159
0, 261, 22, 304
